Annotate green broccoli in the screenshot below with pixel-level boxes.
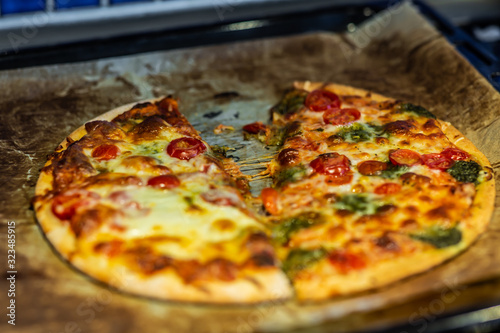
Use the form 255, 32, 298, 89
410, 226, 462, 248
398, 103, 436, 119
447, 160, 481, 184
282, 248, 327, 277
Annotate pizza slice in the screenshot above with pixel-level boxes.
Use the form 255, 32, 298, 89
34, 97, 292, 303
255, 82, 495, 301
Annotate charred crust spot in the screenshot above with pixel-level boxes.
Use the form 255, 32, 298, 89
130, 247, 173, 275
401, 173, 431, 186
156, 97, 179, 115
327, 135, 344, 145
70, 205, 116, 237
196, 259, 238, 282
375, 233, 399, 251
423, 119, 439, 131
93, 240, 124, 257
53, 144, 97, 192
113, 102, 160, 123
323, 193, 338, 204
133, 102, 154, 110
428, 133, 445, 140
245, 232, 276, 267
426, 205, 453, 220
401, 219, 417, 227
83, 174, 142, 187
376, 100, 398, 110
384, 120, 416, 135
375, 137, 389, 145
405, 205, 419, 214
419, 195, 432, 202
85, 120, 125, 139
130, 116, 169, 141
376, 204, 397, 215
341, 95, 368, 107
249, 253, 276, 267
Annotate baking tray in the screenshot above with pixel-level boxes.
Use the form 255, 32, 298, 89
1, 1, 499, 333
0, 0, 499, 94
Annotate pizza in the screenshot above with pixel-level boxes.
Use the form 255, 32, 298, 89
33, 82, 495, 303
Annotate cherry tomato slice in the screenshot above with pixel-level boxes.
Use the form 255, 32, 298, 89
92, 144, 120, 161
328, 251, 366, 274
242, 122, 268, 134
261, 188, 281, 215
441, 148, 469, 161
166, 137, 206, 160
147, 175, 181, 189
421, 153, 455, 170
374, 183, 402, 195
357, 160, 388, 176
389, 149, 421, 166
305, 90, 341, 112
51, 190, 98, 220
323, 108, 361, 125
310, 153, 350, 176
325, 174, 353, 186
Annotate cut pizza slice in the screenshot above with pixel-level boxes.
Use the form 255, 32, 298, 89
259, 82, 495, 301
34, 97, 292, 303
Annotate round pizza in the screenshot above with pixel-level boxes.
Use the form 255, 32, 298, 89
33, 82, 495, 303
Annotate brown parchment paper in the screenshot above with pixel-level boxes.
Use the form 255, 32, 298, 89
1, 2, 499, 332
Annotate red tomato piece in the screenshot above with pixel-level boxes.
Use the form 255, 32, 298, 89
51, 190, 99, 220
328, 251, 366, 274
374, 183, 402, 195
441, 148, 469, 161
323, 108, 361, 125
310, 153, 350, 176
389, 149, 421, 166
261, 188, 281, 215
92, 144, 120, 161
305, 90, 341, 112
147, 175, 181, 189
357, 160, 388, 176
166, 137, 206, 160
242, 122, 268, 134
422, 153, 455, 170
325, 174, 353, 186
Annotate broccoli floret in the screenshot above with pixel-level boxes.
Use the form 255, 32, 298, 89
334, 194, 383, 215
337, 123, 387, 143
411, 226, 462, 248
447, 160, 481, 184
272, 212, 324, 245
379, 163, 409, 179
275, 165, 307, 188
271, 89, 308, 116
282, 248, 327, 278
398, 103, 436, 119
338, 123, 372, 142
